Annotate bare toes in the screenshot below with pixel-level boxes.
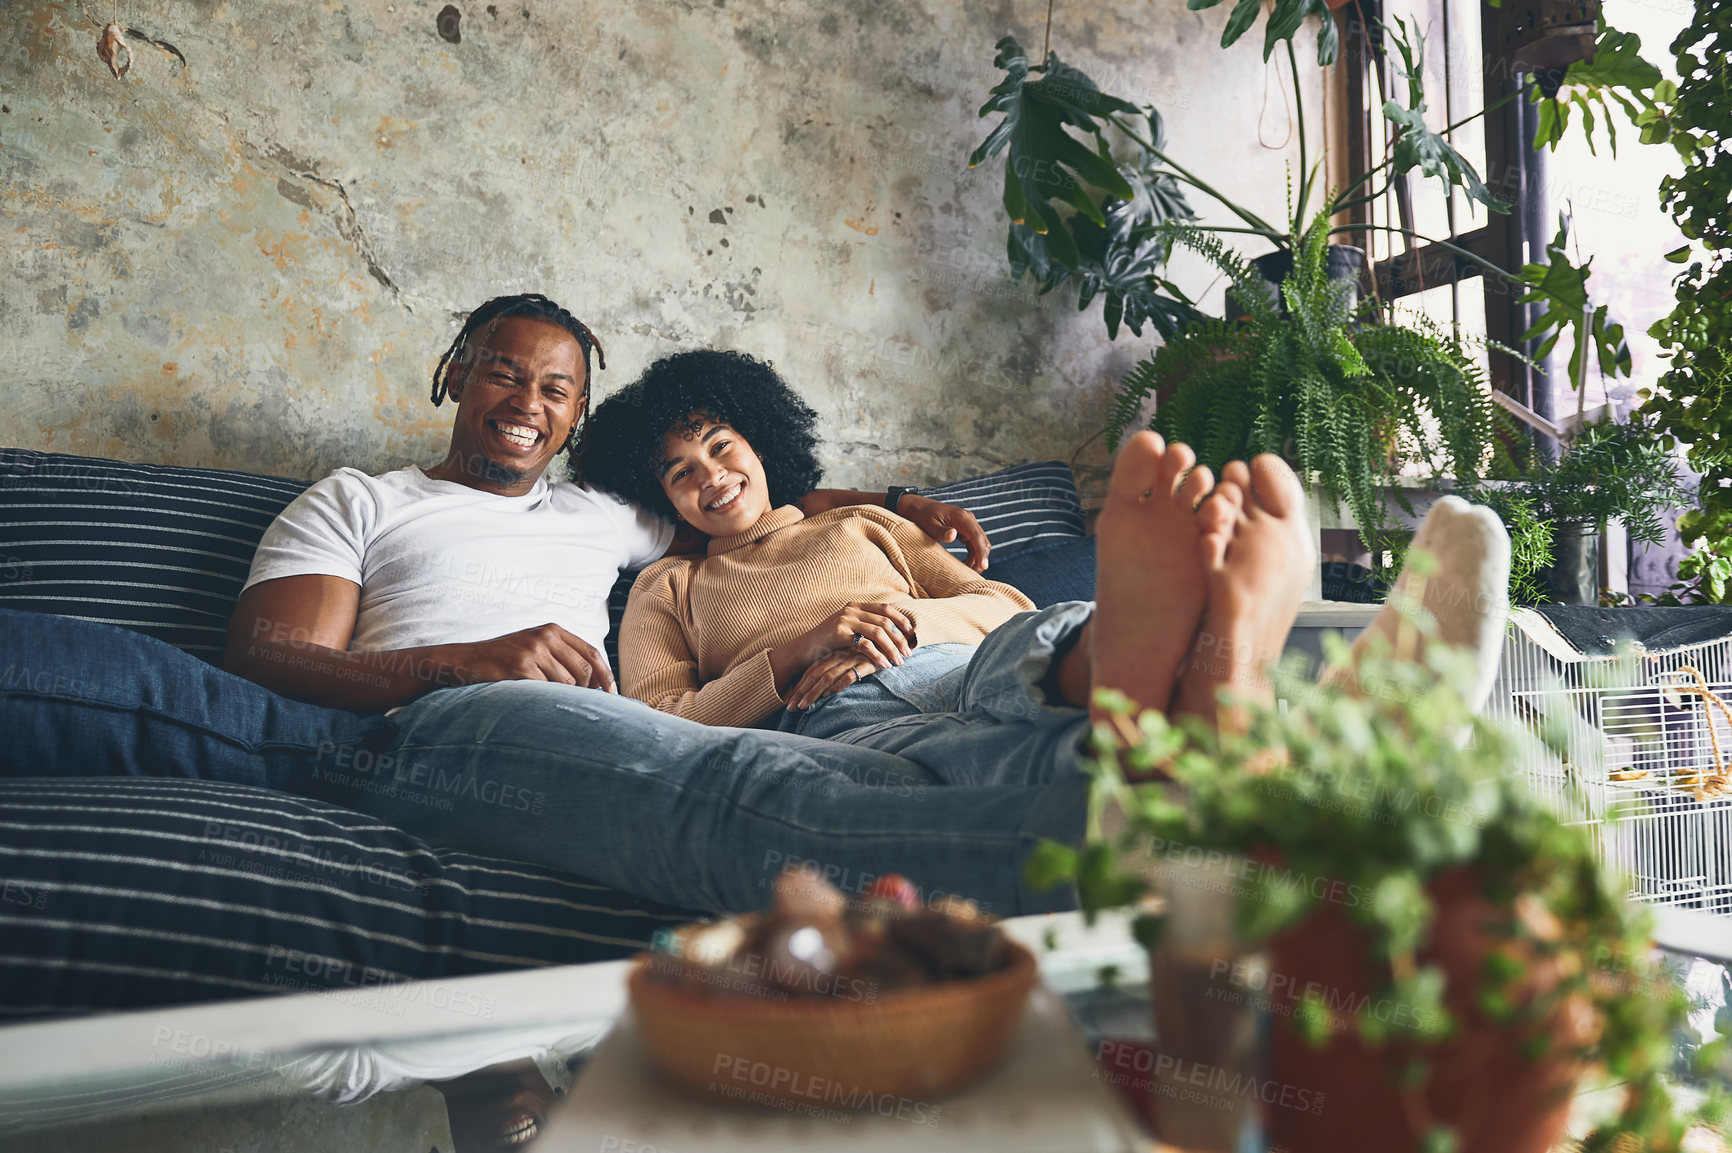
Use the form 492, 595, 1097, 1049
1220, 459, 1252, 492
1248, 454, 1304, 518
1177, 462, 1214, 509
1155, 441, 1197, 496
1196, 483, 1243, 567
1109, 432, 1167, 501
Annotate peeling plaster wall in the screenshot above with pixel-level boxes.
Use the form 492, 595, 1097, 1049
0, 0, 1326, 490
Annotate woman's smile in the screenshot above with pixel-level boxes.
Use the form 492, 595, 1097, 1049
659, 415, 773, 533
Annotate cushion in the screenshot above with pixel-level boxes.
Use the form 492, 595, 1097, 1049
918, 460, 1087, 562
0, 777, 701, 1020
984, 536, 1096, 608
0, 448, 1087, 677
0, 449, 309, 665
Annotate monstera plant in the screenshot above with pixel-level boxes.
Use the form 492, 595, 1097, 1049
966, 19, 1654, 369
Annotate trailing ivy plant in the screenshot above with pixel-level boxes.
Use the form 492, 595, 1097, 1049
1644, 0, 1732, 604
1028, 627, 1730, 1151
1106, 213, 1503, 566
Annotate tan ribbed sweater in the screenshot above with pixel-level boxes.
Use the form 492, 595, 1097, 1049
622, 504, 1034, 727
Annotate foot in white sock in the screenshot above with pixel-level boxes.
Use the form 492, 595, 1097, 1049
1326, 495, 1510, 713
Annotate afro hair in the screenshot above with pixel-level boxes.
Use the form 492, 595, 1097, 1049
582, 349, 824, 522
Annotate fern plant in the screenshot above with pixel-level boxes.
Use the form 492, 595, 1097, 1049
1108, 212, 1499, 563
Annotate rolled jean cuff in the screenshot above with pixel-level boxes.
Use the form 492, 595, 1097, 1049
963, 600, 1094, 723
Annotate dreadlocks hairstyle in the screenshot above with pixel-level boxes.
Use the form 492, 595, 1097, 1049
584, 349, 824, 522
430, 294, 607, 470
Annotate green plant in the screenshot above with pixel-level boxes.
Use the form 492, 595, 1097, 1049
1644, 0, 1732, 604
1028, 629, 1729, 1151
1106, 213, 1501, 562
968, 20, 1651, 366
966, 37, 1202, 341
1481, 418, 1691, 546
968, 22, 1648, 592
1466, 486, 1556, 605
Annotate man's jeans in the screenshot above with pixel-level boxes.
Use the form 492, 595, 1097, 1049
0, 608, 394, 794
1, 605, 1093, 916
357, 603, 1096, 916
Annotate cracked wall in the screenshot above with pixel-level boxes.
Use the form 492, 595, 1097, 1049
0, 0, 1325, 490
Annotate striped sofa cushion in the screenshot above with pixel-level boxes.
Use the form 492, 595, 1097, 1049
0, 450, 309, 665
0, 777, 699, 1020
918, 460, 1086, 561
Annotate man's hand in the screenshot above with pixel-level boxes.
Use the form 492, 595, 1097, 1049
898, 494, 991, 573
444, 623, 616, 693
785, 652, 878, 712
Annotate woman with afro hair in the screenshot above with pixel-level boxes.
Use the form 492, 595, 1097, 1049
584, 348, 1035, 732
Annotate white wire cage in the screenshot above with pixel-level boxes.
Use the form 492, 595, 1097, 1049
1488, 609, 1732, 916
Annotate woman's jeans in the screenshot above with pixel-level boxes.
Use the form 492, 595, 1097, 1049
1, 605, 1095, 916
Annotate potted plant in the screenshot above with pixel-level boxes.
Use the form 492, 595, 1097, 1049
1028, 633, 1729, 1152
1470, 416, 1691, 605
1103, 213, 1503, 563
966, 18, 1654, 365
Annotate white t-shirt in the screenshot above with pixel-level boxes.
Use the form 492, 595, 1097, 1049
242, 466, 674, 665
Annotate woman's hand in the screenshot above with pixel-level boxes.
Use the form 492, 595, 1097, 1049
898, 494, 991, 573
767, 602, 916, 694
785, 651, 880, 711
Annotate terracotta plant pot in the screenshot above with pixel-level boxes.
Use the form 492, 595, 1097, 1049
1263, 867, 1582, 1153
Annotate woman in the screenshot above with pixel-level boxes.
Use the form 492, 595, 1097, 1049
587, 347, 1316, 801
584, 349, 1039, 733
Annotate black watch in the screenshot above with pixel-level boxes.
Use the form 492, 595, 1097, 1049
886, 485, 919, 513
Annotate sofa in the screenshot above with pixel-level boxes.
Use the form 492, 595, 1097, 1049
0, 448, 1096, 1020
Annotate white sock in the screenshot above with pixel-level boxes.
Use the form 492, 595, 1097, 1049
1328, 495, 1510, 713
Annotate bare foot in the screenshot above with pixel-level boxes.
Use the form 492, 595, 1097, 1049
1173, 454, 1314, 733
1090, 432, 1215, 726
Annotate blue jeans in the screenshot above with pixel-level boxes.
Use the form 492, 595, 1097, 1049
0, 606, 1093, 917
353, 603, 1097, 916
778, 604, 1095, 788
0, 608, 394, 795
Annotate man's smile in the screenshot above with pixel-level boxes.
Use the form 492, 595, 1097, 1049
488, 419, 543, 450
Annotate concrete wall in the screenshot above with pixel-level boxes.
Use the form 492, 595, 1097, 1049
0, 0, 1326, 491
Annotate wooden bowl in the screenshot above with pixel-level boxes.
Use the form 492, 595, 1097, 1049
628, 938, 1038, 1110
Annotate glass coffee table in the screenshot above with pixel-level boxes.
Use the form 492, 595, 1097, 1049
0, 911, 1162, 1153
1, 908, 1723, 1152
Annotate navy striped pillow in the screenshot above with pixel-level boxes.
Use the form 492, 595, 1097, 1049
0, 450, 310, 665
0, 777, 699, 1020
918, 461, 1086, 561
